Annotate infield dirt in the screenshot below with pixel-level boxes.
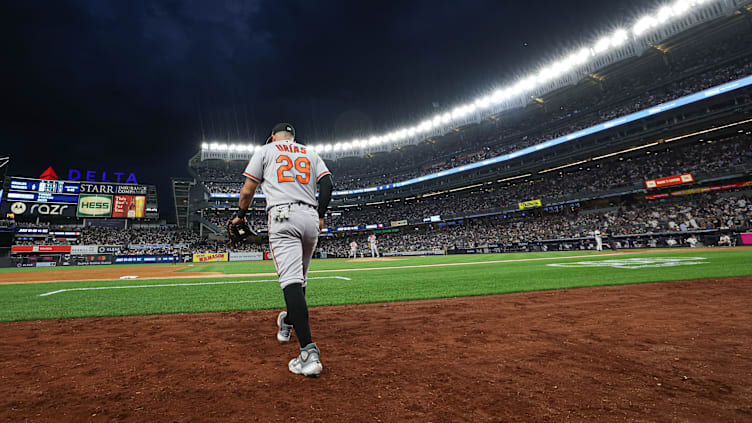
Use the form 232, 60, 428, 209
1, 277, 751, 422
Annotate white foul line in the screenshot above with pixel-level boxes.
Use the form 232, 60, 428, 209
38, 276, 352, 297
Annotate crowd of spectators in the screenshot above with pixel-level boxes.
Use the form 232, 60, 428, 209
10, 190, 750, 256
204, 213, 268, 232
317, 193, 751, 257
199, 134, 750, 234
323, 136, 750, 227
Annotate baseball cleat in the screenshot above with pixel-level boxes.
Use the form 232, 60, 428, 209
276, 311, 293, 343
288, 343, 323, 377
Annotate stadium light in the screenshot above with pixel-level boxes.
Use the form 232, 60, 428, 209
593, 36, 611, 53
672, 0, 690, 14
572, 48, 590, 65
475, 96, 491, 109
657, 6, 674, 22
333, 142, 342, 151
610, 29, 628, 47
324, 144, 332, 152
633, 16, 657, 35
201, 142, 208, 150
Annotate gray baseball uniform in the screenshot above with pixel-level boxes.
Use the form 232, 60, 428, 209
244, 140, 331, 289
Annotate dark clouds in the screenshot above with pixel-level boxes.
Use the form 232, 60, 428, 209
0, 0, 660, 212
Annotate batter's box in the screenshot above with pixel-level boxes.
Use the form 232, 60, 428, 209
547, 257, 707, 269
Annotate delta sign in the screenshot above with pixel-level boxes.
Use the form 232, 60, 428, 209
40, 166, 138, 184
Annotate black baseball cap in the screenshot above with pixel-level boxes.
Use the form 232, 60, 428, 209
271, 122, 295, 137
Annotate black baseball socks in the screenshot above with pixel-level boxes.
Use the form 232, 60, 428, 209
282, 283, 312, 347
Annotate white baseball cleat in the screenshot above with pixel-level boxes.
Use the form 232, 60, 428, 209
288, 343, 323, 377
276, 311, 293, 343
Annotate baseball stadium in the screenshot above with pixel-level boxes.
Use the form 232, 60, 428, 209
2, 1, 752, 421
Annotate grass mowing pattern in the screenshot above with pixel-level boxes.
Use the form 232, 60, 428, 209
0, 249, 750, 322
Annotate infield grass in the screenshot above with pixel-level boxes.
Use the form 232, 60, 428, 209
0, 248, 750, 322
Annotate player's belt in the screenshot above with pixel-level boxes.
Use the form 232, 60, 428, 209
270, 202, 316, 210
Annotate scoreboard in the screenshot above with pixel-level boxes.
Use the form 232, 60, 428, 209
6, 177, 148, 219
9, 179, 80, 195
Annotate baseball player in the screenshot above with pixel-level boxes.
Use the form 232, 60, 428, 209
349, 240, 358, 258
231, 123, 333, 377
718, 234, 731, 246
594, 229, 603, 251
368, 233, 379, 258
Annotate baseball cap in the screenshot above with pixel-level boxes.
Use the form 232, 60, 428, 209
266, 123, 295, 144
271, 123, 295, 137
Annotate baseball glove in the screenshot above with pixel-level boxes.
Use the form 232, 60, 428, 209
227, 214, 257, 245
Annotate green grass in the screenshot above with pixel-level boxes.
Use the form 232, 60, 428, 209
0, 248, 750, 322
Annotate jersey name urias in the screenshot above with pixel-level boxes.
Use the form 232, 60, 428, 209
243, 140, 331, 211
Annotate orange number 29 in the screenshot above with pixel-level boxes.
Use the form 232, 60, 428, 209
276, 155, 311, 184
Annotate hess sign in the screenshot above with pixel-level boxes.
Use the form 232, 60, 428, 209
76, 195, 113, 217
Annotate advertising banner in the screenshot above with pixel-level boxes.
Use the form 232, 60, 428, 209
192, 252, 229, 263
390, 220, 408, 227
112, 195, 146, 218
16, 228, 49, 234
97, 245, 121, 254
116, 185, 147, 195
70, 245, 99, 255
11, 245, 71, 253
229, 251, 264, 262
644, 173, 694, 189
128, 244, 170, 249
9, 201, 77, 217
72, 254, 114, 266
76, 194, 113, 217
518, 199, 542, 210
115, 255, 176, 264
386, 250, 444, 256
646, 180, 752, 199
740, 233, 752, 246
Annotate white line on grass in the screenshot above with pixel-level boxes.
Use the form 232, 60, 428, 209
38, 276, 351, 297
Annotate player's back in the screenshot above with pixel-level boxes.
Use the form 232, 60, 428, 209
244, 140, 330, 211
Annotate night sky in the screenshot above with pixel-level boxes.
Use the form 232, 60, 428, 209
1, 0, 660, 213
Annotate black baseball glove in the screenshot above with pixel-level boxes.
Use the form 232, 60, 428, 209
227, 214, 257, 245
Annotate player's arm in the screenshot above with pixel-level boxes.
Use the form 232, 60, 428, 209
234, 149, 263, 224
236, 178, 258, 219
317, 174, 333, 231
